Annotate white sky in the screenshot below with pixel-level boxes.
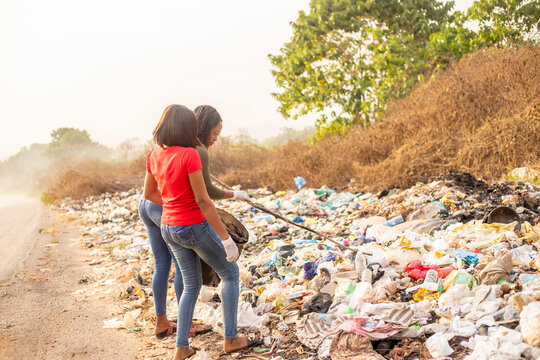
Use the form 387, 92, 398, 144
0, 0, 473, 161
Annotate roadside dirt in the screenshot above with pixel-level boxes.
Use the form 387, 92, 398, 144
0, 212, 143, 359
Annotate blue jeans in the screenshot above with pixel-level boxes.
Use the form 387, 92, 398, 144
162, 220, 239, 348
138, 198, 182, 316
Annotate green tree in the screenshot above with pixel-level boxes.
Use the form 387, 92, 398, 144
467, 0, 540, 47
269, 0, 539, 137
46, 127, 106, 158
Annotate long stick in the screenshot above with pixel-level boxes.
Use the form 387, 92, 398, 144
211, 174, 357, 253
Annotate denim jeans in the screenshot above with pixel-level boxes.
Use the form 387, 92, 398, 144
162, 220, 239, 348
138, 198, 182, 316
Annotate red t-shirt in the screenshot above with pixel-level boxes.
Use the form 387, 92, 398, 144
146, 146, 206, 225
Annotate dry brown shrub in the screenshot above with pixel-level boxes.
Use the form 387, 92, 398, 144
208, 138, 266, 176
42, 158, 144, 202
44, 46, 540, 199
218, 46, 540, 191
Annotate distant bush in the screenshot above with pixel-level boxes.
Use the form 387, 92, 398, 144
0, 127, 148, 201
41, 157, 145, 202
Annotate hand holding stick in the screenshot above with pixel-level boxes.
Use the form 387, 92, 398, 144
210, 174, 359, 253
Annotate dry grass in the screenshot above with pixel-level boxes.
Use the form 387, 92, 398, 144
44, 46, 540, 200
42, 157, 145, 203
217, 46, 540, 191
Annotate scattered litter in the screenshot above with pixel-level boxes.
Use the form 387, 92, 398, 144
55, 171, 540, 359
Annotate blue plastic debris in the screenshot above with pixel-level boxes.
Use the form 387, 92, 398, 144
294, 176, 306, 190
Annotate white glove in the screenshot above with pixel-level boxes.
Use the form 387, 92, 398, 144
222, 236, 239, 262
233, 190, 250, 201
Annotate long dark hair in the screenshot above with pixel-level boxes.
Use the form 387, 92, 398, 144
193, 105, 222, 147
153, 105, 198, 148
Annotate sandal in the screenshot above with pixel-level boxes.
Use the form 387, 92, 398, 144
247, 337, 264, 348
156, 325, 176, 340
224, 336, 263, 353
156, 321, 211, 340
189, 321, 212, 338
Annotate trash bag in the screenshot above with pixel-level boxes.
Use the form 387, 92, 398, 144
277, 244, 296, 258
201, 208, 249, 286
302, 293, 333, 314
477, 253, 513, 285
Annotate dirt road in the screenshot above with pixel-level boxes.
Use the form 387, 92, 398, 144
0, 202, 142, 359
0, 196, 43, 284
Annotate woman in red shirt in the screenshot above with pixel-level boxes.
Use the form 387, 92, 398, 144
144, 105, 253, 359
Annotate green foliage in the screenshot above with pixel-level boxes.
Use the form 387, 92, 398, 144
46, 127, 106, 158
468, 0, 540, 47
0, 127, 109, 195
269, 0, 539, 136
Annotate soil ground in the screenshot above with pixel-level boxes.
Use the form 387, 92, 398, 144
0, 210, 143, 360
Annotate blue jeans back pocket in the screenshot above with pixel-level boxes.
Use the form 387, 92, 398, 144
171, 226, 196, 248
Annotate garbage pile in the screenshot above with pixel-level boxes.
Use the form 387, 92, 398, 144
57, 170, 540, 359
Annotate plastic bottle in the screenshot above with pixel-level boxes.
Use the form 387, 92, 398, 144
361, 269, 373, 283
384, 215, 404, 227
253, 275, 272, 285
354, 252, 367, 278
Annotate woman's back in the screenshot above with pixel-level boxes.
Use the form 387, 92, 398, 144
146, 146, 205, 226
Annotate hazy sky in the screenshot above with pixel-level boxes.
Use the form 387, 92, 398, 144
0, 0, 473, 161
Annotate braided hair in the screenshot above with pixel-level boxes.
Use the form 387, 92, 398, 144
193, 105, 223, 147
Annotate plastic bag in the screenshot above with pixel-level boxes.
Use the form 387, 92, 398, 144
122, 308, 141, 329
426, 333, 454, 357
294, 176, 306, 190
510, 245, 535, 266
444, 270, 477, 290
452, 317, 476, 337
405, 259, 454, 280
408, 201, 447, 220
520, 302, 540, 347
320, 192, 357, 210
349, 282, 374, 309
365, 225, 401, 245
302, 293, 333, 314
477, 253, 512, 285
438, 284, 473, 309
198, 286, 214, 302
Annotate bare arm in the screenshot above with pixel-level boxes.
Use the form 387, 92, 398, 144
188, 169, 229, 240
143, 172, 163, 205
